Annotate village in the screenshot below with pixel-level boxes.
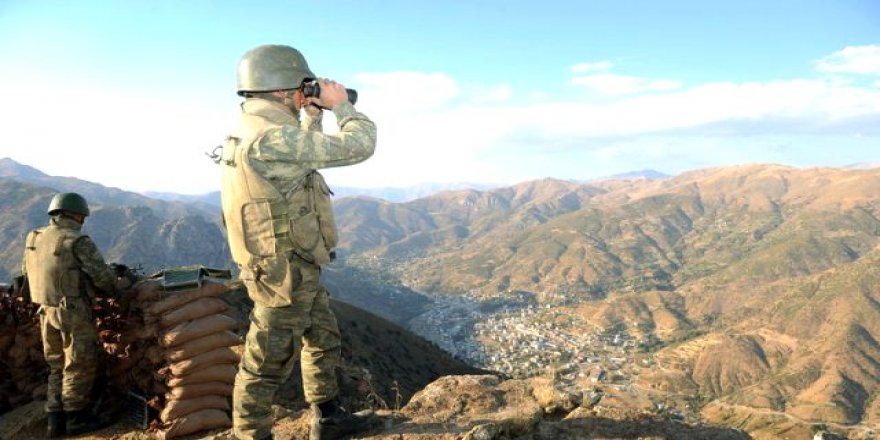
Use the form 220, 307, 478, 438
406, 294, 654, 398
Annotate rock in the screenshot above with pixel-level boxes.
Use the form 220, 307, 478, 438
529, 377, 580, 414
402, 374, 542, 436
463, 423, 502, 440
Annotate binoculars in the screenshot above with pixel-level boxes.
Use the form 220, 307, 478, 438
302, 82, 358, 106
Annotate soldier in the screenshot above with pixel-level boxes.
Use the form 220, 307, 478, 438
219, 44, 378, 440
22, 192, 129, 437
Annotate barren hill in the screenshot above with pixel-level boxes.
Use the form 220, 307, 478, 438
3, 162, 880, 438
336, 164, 880, 300
333, 164, 880, 437
0, 178, 231, 279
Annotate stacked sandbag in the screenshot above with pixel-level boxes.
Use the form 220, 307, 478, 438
1, 274, 147, 415
0, 265, 246, 439
138, 269, 243, 439
0, 289, 45, 414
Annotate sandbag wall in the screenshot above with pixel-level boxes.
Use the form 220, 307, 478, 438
0, 289, 45, 414
1, 281, 142, 416
132, 270, 244, 439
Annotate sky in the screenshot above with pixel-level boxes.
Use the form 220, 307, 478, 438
0, 0, 878, 194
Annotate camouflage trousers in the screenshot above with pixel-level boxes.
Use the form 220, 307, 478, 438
233, 256, 341, 440
38, 296, 98, 413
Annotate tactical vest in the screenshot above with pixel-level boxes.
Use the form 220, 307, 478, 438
24, 224, 83, 306
219, 111, 338, 270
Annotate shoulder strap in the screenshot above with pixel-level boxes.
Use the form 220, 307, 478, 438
25, 230, 40, 250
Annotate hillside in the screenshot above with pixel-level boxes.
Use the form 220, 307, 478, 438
331, 163, 880, 437
0, 287, 484, 440
0, 177, 431, 328
3, 162, 880, 437
0, 178, 231, 279
336, 164, 880, 300
0, 158, 216, 220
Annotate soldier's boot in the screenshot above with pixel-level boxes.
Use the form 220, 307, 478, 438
46, 411, 66, 438
310, 400, 379, 440
66, 409, 115, 436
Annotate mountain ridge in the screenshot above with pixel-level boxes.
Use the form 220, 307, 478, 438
0, 158, 216, 220
2, 160, 879, 438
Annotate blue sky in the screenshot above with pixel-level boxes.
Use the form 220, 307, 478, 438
0, 0, 878, 193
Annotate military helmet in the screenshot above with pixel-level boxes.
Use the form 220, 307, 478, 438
237, 44, 316, 96
47, 192, 90, 217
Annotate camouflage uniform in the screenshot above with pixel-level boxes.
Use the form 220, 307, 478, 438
22, 216, 117, 413
220, 98, 376, 440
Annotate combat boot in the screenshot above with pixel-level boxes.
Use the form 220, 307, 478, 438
66, 409, 115, 436
47, 411, 66, 438
310, 399, 379, 440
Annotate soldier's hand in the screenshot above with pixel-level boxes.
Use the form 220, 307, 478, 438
303, 103, 323, 119
307, 78, 347, 109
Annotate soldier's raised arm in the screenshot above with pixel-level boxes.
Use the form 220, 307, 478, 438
72, 236, 116, 296
254, 100, 376, 169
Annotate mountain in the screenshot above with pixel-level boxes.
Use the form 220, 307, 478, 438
329, 164, 880, 438
333, 182, 500, 202
141, 190, 222, 211
847, 162, 880, 170
142, 174, 667, 207
334, 165, 880, 299
0, 158, 215, 220
142, 181, 501, 207
0, 178, 232, 279
4, 160, 880, 438
0, 173, 431, 327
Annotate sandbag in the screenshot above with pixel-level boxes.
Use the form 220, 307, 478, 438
134, 279, 163, 303
166, 364, 237, 388
160, 347, 241, 377
159, 408, 232, 439
159, 297, 229, 329
160, 395, 230, 423
147, 281, 228, 316
164, 331, 243, 362
166, 382, 233, 400
145, 345, 165, 364
160, 314, 238, 348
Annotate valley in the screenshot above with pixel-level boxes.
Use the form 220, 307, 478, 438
3, 159, 880, 438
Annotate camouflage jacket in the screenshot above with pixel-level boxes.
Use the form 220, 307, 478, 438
220, 97, 376, 271
22, 216, 117, 299
245, 98, 377, 188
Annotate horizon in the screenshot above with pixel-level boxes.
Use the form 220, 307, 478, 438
4, 155, 878, 197
0, 1, 878, 194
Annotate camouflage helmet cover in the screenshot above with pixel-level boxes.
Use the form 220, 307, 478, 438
47, 192, 90, 216
237, 44, 316, 95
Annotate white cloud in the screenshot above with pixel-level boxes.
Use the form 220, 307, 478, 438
815, 45, 880, 75
570, 61, 681, 95
571, 73, 683, 95
2, 48, 879, 192
529, 79, 880, 138
472, 84, 512, 103
571, 61, 613, 73
320, 71, 512, 187
322, 66, 880, 187
352, 71, 459, 110
0, 73, 236, 194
